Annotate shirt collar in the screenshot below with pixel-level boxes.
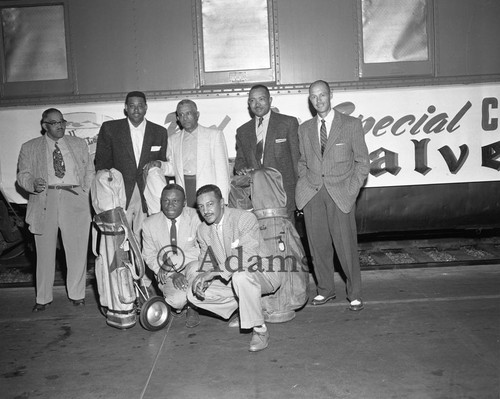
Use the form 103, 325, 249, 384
128, 118, 147, 131
255, 110, 271, 123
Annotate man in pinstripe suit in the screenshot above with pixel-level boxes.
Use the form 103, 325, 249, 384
296, 80, 370, 311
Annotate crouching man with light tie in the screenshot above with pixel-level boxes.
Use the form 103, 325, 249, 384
187, 184, 280, 352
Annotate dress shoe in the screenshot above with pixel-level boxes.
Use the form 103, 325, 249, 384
32, 302, 51, 312
71, 299, 85, 307
172, 307, 187, 319
185, 307, 200, 328
249, 329, 269, 352
311, 294, 336, 306
228, 313, 240, 328
349, 299, 364, 311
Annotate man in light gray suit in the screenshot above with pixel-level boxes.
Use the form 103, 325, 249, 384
17, 108, 94, 312
296, 80, 370, 311
142, 184, 202, 328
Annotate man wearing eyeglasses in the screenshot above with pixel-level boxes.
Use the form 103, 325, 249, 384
17, 108, 94, 312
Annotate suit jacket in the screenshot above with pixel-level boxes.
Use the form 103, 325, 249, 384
95, 118, 168, 212
162, 124, 230, 202
296, 110, 370, 213
142, 206, 201, 275
235, 111, 299, 213
17, 135, 94, 234
197, 207, 279, 288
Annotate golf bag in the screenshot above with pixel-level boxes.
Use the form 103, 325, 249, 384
230, 167, 309, 323
91, 169, 146, 329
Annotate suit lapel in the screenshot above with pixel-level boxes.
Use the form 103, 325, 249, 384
242, 122, 260, 169
139, 121, 152, 168
324, 110, 343, 156
37, 137, 48, 179
264, 112, 277, 163
309, 117, 322, 159
122, 120, 136, 168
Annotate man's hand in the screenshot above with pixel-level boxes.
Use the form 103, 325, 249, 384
192, 271, 217, 300
143, 160, 162, 172
235, 167, 253, 176
33, 178, 47, 193
171, 272, 188, 291
156, 268, 170, 285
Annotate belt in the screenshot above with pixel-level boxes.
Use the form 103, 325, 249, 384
254, 207, 288, 219
47, 184, 80, 195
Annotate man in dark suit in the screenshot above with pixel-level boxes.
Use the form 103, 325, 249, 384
187, 184, 280, 352
296, 80, 370, 311
95, 91, 168, 237
234, 85, 300, 221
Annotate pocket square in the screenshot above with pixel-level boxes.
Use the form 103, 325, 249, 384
151, 146, 161, 151
231, 239, 240, 249
335, 143, 346, 146
275, 138, 287, 143
187, 237, 194, 242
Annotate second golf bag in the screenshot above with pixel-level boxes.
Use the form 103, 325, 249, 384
230, 167, 309, 323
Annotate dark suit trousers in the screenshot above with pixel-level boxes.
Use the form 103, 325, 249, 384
303, 185, 362, 301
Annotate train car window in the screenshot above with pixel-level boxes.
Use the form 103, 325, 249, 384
358, 0, 434, 78
194, 0, 277, 87
0, 1, 73, 97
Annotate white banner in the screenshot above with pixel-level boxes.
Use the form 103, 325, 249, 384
1, 82, 499, 203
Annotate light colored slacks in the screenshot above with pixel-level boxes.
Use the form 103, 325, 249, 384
187, 270, 280, 329
159, 260, 199, 310
34, 187, 91, 304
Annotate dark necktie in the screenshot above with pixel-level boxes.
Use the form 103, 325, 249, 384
53, 142, 65, 178
256, 117, 264, 164
170, 219, 178, 254
320, 119, 327, 156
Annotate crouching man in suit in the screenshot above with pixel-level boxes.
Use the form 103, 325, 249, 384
142, 184, 202, 328
187, 184, 280, 352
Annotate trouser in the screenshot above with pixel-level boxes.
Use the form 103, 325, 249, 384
34, 187, 90, 304
159, 261, 199, 310
303, 185, 362, 301
187, 270, 280, 329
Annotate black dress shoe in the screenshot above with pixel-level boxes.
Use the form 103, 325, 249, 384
311, 294, 336, 306
32, 302, 51, 312
71, 299, 85, 306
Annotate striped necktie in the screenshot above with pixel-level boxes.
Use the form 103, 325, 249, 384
256, 117, 264, 164
320, 119, 327, 156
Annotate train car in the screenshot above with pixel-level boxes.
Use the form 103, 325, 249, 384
0, 0, 498, 235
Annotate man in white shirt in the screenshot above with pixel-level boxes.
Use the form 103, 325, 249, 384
154, 99, 230, 207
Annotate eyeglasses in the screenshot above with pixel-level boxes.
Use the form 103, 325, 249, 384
44, 120, 67, 126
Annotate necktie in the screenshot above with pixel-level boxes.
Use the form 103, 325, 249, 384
53, 142, 65, 178
170, 219, 178, 254
256, 117, 264, 164
320, 119, 327, 156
